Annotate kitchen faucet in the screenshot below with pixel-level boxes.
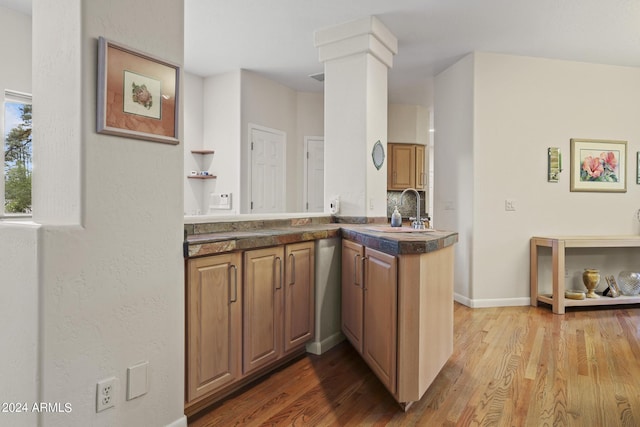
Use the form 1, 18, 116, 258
400, 188, 428, 229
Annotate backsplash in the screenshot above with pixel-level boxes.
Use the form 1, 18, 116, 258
387, 190, 427, 220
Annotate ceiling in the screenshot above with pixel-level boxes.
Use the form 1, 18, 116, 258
185, 0, 640, 106
5, 0, 640, 106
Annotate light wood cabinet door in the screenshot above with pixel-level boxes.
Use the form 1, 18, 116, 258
388, 143, 416, 190
363, 247, 398, 395
186, 253, 242, 403
243, 246, 285, 374
341, 239, 365, 353
388, 143, 428, 191
415, 144, 425, 190
283, 242, 315, 353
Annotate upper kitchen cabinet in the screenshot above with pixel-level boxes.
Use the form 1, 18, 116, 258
387, 104, 429, 191
387, 143, 426, 191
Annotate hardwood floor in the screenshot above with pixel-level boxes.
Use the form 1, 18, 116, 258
188, 302, 640, 426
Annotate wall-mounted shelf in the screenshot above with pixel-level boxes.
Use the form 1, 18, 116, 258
189, 150, 215, 180
188, 175, 217, 180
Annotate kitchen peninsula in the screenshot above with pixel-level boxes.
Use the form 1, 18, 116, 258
183, 215, 457, 414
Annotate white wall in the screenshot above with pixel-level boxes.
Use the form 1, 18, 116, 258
324, 55, 368, 217
365, 56, 390, 217
32, 0, 82, 225
202, 71, 242, 215
296, 91, 324, 211
0, 223, 40, 427
323, 53, 390, 218
388, 104, 429, 145
240, 70, 298, 212
296, 92, 324, 139
184, 71, 243, 216
184, 72, 205, 215
0, 8, 38, 427
30, 1, 186, 426
184, 71, 323, 215
435, 52, 640, 307
306, 237, 343, 355
0, 6, 31, 95
433, 54, 475, 302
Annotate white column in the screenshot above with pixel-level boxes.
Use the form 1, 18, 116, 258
315, 16, 397, 218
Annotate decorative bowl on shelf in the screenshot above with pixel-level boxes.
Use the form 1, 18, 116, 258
564, 290, 586, 300
617, 271, 640, 296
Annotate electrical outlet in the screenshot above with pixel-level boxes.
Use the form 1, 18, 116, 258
96, 377, 116, 412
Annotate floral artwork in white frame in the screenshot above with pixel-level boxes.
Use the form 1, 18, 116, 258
570, 138, 626, 192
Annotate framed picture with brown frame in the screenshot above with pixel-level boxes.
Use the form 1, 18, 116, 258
97, 37, 180, 145
569, 138, 627, 192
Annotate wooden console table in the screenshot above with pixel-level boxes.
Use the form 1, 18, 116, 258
530, 236, 640, 314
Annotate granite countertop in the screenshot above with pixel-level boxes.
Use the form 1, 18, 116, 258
186, 223, 342, 258
185, 217, 458, 258
339, 225, 458, 255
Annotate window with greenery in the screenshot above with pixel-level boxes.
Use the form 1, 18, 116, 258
3, 91, 32, 215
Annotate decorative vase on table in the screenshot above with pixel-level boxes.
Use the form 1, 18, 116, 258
617, 271, 640, 296
582, 269, 600, 299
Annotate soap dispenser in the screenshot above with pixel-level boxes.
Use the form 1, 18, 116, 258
391, 206, 402, 227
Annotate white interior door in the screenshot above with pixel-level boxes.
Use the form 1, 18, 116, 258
250, 126, 285, 213
304, 137, 324, 212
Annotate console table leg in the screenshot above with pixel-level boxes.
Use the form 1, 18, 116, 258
551, 240, 565, 314
530, 239, 539, 307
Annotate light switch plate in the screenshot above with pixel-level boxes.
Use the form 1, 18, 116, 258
126, 361, 148, 401
209, 193, 232, 210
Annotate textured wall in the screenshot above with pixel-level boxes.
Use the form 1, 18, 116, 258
32, 0, 186, 426
184, 72, 205, 216
0, 6, 31, 94
0, 8, 38, 427
0, 223, 40, 427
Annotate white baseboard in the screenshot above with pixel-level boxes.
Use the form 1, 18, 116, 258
166, 415, 187, 427
454, 293, 472, 307
305, 332, 345, 355
454, 293, 531, 308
